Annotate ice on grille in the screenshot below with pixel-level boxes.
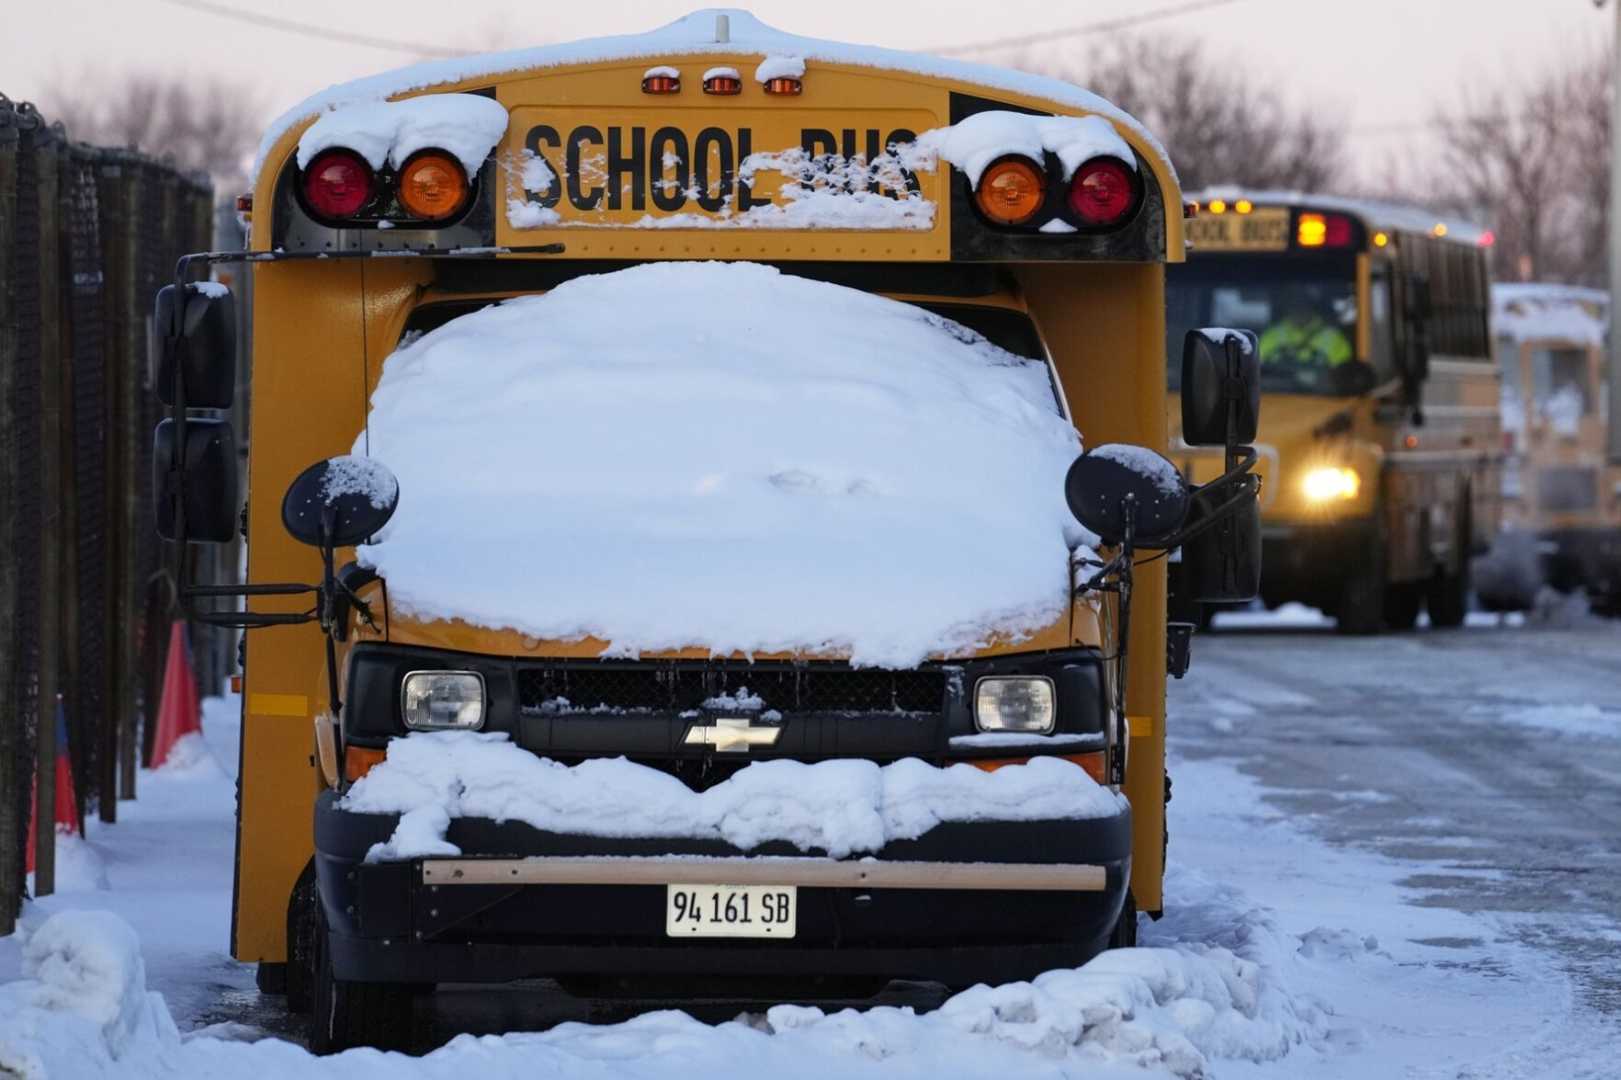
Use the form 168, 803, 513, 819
355, 261, 1088, 667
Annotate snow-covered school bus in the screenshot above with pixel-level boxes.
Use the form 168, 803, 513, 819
152, 11, 1261, 1051
1478, 284, 1620, 612
1169, 191, 1503, 632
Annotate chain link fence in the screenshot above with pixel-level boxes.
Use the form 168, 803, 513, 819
1, 95, 214, 932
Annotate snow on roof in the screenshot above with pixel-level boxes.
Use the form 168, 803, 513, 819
346, 732, 1126, 861
355, 261, 1088, 666
1187, 186, 1490, 244
252, 8, 1169, 188
1492, 282, 1608, 346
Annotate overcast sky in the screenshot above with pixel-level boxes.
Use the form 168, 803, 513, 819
2, 0, 1609, 183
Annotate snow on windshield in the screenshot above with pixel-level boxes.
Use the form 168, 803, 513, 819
356, 262, 1086, 667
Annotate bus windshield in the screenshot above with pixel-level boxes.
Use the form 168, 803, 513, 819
1168, 263, 1375, 396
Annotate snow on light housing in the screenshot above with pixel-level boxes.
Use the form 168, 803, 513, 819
974, 156, 1047, 226
1067, 157, 1139, 227
301, 148, 376, 220
398, 149, 471, 222
973, 676, 1056, 734
401, 670, 486, 731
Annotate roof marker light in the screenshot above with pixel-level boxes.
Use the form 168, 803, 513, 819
763, 76, 802, 95
1208, 198, 1227, 214
1373, 231, 1389, 248
703, 68, 743, 95
1478, 229, 1496, 247
642, 71, 681, 94
1432, 222, 1449, 238
1235, 198, 1253, 214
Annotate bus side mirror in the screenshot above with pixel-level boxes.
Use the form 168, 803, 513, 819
1181, 483, 1261, 602
154, 418, 239, 542
282, 456, 400, 549
155, 283, 236, 410
1181, 329, 1259, 448
1065, 445, 1190, 548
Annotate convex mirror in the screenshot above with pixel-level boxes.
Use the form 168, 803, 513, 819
1065, 443, 1190, 548
1181, 328, 1259, 448
282, 455, 400, 549
154, 418, 239, 542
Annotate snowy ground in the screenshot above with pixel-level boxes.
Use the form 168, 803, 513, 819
3, 618, 1618, 1076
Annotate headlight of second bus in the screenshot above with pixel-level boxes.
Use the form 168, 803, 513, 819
1302, 466, 1361, 503
401, 671, 486, 730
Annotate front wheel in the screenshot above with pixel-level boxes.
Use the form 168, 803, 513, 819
309, 913, 415, 1054
1106, 890, 1138, 949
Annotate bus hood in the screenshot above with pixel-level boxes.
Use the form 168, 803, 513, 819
354, 261, 1093, 669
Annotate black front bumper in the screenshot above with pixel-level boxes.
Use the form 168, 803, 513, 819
315, 791, 1132, 988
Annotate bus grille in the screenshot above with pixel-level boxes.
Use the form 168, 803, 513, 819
1537, 466, 1598, 513
516, 662, 947, 716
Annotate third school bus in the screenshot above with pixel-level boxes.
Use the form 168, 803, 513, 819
1168, 191, 1503, 632
150, 10, 1262, 1052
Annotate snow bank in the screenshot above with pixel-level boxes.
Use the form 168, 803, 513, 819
357, 261, 1086, 666
295, 93, 508, 176
913, 111, 1135, 186
0, 911, 178, 1077
254, 10, 1168, 188
0, 860, 1351, 1079
343, 731, 1125, 860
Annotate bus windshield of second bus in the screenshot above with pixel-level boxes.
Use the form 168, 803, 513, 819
1166, 259, 1375, 396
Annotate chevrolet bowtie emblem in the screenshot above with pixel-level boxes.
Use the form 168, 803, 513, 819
683, 715, 783, 753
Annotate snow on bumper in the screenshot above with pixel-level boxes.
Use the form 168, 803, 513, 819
339, 731, 1129, 862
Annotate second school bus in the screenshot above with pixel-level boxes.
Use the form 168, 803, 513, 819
151, 11, 1261, 1052
1169, 191, 1503, 631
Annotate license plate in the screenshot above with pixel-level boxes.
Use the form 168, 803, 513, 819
665, 884, 797, 938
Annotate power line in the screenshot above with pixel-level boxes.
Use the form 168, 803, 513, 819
154, 0, 474, 58
925, 0, 1248, 57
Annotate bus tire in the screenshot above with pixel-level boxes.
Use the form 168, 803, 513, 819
1383, 583, 1423, 631
1107, 890, 1139, 949
255, 962, 287, 995
286, 868, 320, 1015
1337, 545, 1387, 634
1427, 502, 1472, 629
309, 913, 414, 1054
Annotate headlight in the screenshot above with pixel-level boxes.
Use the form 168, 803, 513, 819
1302, 466, 1360, 502
400, 671, 486, 731
974, 676, 1056, 733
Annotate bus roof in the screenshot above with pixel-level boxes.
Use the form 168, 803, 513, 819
251, 8, 1170, 188
1187, 185, 1491, 245
1492, 282, 1608, 346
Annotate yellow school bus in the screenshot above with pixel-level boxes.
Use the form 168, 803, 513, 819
152, 12, 1260, 1051
1479, 284, 1621, 611
1170, 190, 1503, 631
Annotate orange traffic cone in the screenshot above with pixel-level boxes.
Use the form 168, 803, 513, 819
150, 620, 201, 769
27, 696, 81, 874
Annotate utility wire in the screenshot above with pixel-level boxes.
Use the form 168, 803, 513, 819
155, 0, 474, 57
925, 0, 1248, 56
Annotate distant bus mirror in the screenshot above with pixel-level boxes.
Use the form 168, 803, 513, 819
1065, 445, 1190, 548
155, 283, 237, 410
1181, 329, 1259, 447
1181, 483, 1261, 602
154, 417, 239, 543
281, 456, 400, 549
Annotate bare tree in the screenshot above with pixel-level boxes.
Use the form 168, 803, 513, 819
1013, 35, 1348, 192
1425, 46, 1611, 285
41, 70, 267, 195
